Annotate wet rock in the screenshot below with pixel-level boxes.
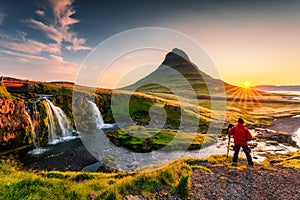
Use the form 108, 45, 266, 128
88, 191, 98, 200
248, 142, 258, 148
265, 140, 279, 146
98, 156, 122, 173
269, 159, 282, 164
254, 128, 293, 145
123, 195, 145, 200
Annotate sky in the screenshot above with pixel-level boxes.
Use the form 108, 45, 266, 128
0, 0, 300, 88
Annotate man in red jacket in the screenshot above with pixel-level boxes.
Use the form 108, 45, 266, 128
229, 118, 254, 166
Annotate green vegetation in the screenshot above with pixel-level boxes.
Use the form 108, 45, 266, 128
175, 175, 190, 199
15, 80, 300, 136
34, 82, 73, 95
107, 125, 217, 152
1, 153, 299, 199
271, 151, 300, 169
0, 158, 192, 199
0, 83, 11, 98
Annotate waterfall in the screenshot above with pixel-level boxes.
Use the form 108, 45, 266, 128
88, 100, 113, 129
25, 111, 36, 145
26, 95, 74, 148
88, 101, 105, 129
26, 101, 49, 154
292, 128, 300, 147
26, 102, 40, 147
45, 99, 73, 144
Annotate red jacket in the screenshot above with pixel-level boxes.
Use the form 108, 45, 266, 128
229, 123, 252, 146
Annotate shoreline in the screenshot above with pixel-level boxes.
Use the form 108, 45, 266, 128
269, 116, 300, 135
19, 115, 300, 172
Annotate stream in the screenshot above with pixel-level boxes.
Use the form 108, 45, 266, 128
22, 98, 300, 172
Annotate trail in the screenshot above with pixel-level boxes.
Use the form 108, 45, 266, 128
189, 163, 300, 200
155, 160, 300, 200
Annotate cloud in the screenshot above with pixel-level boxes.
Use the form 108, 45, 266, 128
0, 0, 89, 82
35, 10, 45, 16
1, 50, 46, 61
38, 54, 79, 81
29, 0, 91, 52
49, 0, 72, 19
0, 12, 4, 25
0, 39, 60, 54
30, 19, 64, 44
0, 51, 79, 81
66, 37, 92, 51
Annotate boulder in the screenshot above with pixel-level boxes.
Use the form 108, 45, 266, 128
87, 191, 98, 200
254, 128, 293, 145
123, 195, 145, 200
0, 97, 32, 151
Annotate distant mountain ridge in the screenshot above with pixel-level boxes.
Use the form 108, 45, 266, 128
255, 85, 300, 91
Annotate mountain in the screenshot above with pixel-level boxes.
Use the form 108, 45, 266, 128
255, 85, 300, 92
123, 48, 231, 98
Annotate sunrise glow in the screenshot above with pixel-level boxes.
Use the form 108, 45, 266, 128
243, 81, 251, 89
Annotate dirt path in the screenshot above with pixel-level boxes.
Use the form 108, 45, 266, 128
189, 163, 300, 200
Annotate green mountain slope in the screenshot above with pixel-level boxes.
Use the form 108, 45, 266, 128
123, 48, 228, 97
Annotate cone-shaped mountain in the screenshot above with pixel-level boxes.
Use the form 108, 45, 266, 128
123, 48, 226, 97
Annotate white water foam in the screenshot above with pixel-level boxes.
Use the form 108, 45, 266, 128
292, 128, 300, 147
88, 101, 114, 129
45, 99, 73, 145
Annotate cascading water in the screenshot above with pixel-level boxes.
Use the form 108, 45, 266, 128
26, 101, 48, 154
88, 100, 113, 129
26, 95, 75, 151
292, 128, 300, 147
25, 111, 36, 145
88, 100, 104, 129
44, 99, 73, 144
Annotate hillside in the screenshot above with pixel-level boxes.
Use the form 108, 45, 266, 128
123, 48, 228, 97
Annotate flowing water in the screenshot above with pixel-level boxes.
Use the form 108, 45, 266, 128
87, 100, 114, 129
80, 105, 300, 171
25, 98, 300, 171
26, 96, 76, 155
45, 99, 74, 144
292, 128, 300, 147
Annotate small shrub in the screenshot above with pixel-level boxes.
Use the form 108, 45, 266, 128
45, 172, 66, 179
175, 175, 190, 199
74, 173, 94, 182
103, 191, 119, 200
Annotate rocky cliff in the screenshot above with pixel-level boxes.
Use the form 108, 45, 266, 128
0, 97, 32, 151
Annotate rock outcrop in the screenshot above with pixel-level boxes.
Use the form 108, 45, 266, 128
254, 128, 296, 146
0, 97, 32, 151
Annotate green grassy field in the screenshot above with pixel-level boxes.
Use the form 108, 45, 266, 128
1, 152, 299, 199
0, 158, 192, 199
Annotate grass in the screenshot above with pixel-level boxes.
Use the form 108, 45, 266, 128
0, 159, 192, 199
271, 151, 300, 169
0, 82, 11, 98
1, 153, 299, 199
107, 125, 217, 152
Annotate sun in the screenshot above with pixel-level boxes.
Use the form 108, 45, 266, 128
243, 81, 251, 88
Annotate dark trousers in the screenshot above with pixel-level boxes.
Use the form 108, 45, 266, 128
233, 145, 254, 166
